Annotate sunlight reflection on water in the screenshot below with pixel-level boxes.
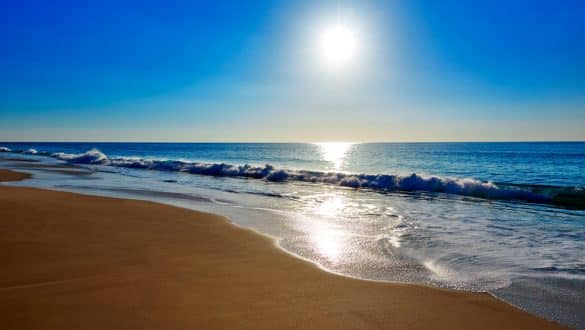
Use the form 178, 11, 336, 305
301, 191, 351, 263
315, 142, 355, 170
309, 223, 345, 262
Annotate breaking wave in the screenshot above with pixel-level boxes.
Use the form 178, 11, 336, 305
52, 149, 109, 164
2, 147, 584, 208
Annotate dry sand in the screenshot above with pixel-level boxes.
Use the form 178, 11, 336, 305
0, 169, 563, 329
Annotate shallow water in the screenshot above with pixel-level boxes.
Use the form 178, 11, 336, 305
1, 142, 584, 328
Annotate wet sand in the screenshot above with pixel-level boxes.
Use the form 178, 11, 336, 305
0, 169, 563, 329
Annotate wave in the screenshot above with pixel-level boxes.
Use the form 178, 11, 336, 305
52, 149, 109, 164
2, 147, 584, 208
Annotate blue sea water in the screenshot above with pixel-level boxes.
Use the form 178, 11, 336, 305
1, 142, 584, 327
2, 142, 584, 185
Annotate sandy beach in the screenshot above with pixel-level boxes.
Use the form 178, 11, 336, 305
0, 169, 562, 329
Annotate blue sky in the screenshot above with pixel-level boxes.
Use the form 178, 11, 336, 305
1, 0, 584, 141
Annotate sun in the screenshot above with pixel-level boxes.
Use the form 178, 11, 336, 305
318, 23, 359, 69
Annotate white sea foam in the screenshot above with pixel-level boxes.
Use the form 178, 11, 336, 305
23, 148, 38, 155
0, 147, 567, 205
52, 149, 109, 164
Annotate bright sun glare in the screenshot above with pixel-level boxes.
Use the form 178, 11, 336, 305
316, 142, 354, 170
318, 23, 359, 69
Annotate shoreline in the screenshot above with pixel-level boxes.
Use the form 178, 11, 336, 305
0, 169, 563, 329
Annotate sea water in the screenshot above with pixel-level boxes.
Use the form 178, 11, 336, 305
1, 142, 584, 327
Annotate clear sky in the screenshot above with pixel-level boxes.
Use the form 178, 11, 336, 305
1, 0, 584, 142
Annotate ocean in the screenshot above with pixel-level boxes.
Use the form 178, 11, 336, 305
1, 142, 584, 327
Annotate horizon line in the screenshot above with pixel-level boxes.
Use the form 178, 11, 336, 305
1, 140, 584, 144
